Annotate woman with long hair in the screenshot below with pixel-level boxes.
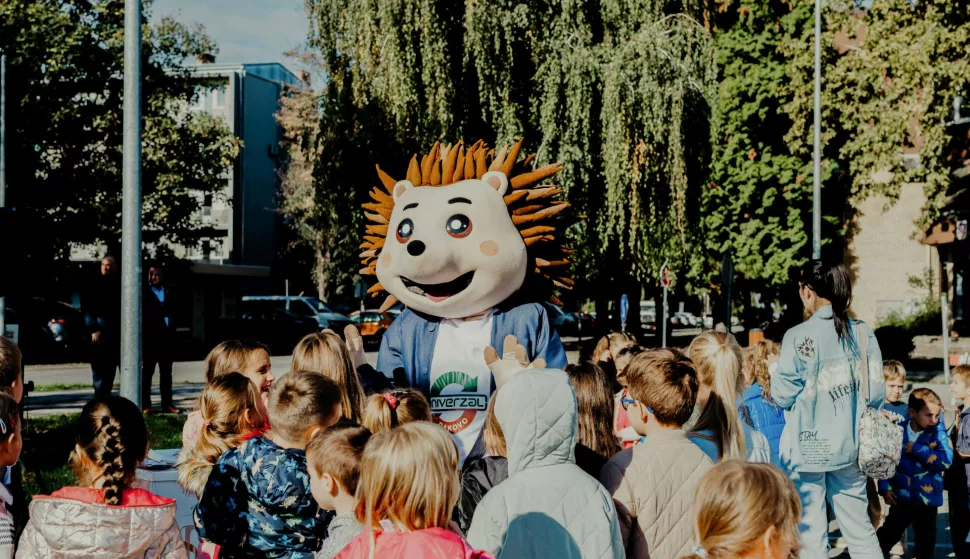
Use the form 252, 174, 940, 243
686, 331, 771, 463
565, 362, 622, 478
772, 260, 884, 559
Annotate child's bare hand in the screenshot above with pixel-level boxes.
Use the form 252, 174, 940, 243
881, 490, 897, 506
904, 442, 915, 455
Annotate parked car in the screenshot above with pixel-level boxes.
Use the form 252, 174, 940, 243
214, 299, 320, 354
640, 300, 657, 325
241, 296, 353, 333
350, 310, 394, 345
4, 297, 85, 363
542, 302, 579, 337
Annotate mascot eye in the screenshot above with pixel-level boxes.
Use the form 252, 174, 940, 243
396, 219, 414, 243
446, 215, 472, 238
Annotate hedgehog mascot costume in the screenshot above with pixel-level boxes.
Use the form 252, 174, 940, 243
360, 138, 577, 463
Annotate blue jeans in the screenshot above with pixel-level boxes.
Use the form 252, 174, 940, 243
789, 464, 882, 559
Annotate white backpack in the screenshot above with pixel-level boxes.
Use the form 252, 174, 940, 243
855, 323, 903, 480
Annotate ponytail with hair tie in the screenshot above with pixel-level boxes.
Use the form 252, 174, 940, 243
692, 546, 708, 558
383, 393, 398, 409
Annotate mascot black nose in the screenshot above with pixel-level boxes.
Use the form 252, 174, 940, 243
407, 240, 426, 256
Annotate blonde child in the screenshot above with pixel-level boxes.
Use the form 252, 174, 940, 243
195, 371, 343, 558
686, 332, 771, 463
361, 389, 431, 434
176, 372, 268, 497
457, 393, 508, 533
947, 364, 970, 557
739, 339, 785, 466
686, 460, 802, 559
182, 339, 275, 447
337, 422, 494, 559
882, 360, 908, 417
307, 424, 371, 559
292, 331, 369, 424
18, 396, 185, 557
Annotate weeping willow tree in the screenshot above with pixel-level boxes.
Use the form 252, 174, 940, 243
299, 0, 717, 318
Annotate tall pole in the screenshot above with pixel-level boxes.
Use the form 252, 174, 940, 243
812, 0, 822, 260
0, 53, 7, 340
120, 0, 143, 407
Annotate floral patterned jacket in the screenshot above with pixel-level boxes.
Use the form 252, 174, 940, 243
194, 436, 332, 558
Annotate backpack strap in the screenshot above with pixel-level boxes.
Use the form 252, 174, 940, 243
857, 323, 870, 404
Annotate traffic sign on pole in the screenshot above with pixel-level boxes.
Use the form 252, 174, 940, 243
620, 295, 629, 331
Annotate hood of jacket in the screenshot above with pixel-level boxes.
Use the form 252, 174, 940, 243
495, 369, 577, 476
19, 488, 184, 557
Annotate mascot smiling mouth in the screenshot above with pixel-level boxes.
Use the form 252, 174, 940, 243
401, 271, 475, 303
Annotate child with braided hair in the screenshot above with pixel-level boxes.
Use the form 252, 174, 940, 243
361, 389, 432, 434
18, 396, 186, 557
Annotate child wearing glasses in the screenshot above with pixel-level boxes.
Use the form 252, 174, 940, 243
601, 349, 714, 559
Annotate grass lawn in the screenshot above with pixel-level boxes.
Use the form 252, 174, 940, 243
23, 413, 186, 499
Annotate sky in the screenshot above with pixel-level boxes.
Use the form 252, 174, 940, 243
150, 0, 309, 73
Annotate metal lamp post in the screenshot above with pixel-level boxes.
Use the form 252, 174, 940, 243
812, 0, 822, 260
120, 0, 143, 407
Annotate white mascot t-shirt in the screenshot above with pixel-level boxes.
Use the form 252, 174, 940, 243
429, 311, 494, 465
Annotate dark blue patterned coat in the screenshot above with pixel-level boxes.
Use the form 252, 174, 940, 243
194, 436, 332, 558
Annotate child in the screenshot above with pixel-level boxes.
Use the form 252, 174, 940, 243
361, 389, 432, 434
948, 364, 970, 557
18, 396, 185, 557
457, 394, 508, 534
183, 339, 275, 447
177, 372, 268, 497
595, 331, 636, 392
687, 332, 771, 463
0, 338, 25, 545
739, 339, 786, 466
564, 362, 621, 479
467, 370, 624, 558
601, 349, 714, 558
686, 460, 802, 559
337, 422, 493, 559
876, 388, 953, 559
195, 370, 343, 558
613, 345, 645, 449
0, 393, 21, 556
865, 360, 908, 550
292, 331, 367, 423
882, 360, 908, 417
306, 425, 371, 559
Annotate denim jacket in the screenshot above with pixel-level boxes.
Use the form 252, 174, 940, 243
771, 305, 885, 473
375, 302, 568, 397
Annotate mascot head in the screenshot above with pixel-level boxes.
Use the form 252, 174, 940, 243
360, 139, 577, 319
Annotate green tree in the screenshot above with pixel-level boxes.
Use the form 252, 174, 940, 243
0, 0, 239, 265
298, 0, 717, 323
787, 0, 970, 227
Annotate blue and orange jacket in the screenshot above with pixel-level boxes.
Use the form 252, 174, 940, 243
878, 417, 953, 507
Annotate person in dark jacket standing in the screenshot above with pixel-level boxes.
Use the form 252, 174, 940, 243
84, 255, 121, 398
143, 264, 177, 414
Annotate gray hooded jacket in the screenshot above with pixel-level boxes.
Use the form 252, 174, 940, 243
466, 369, 624, 559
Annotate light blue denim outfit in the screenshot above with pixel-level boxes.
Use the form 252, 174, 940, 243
771, 305, 885, 559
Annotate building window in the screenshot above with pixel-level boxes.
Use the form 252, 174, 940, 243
212, 87, 226, 109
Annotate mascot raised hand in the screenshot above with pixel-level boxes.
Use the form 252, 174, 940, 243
360, 138, 576, 463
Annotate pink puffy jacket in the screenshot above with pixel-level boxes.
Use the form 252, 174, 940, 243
336, 527, 494, 559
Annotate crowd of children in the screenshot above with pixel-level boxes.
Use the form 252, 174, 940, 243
6, 276, 970, 558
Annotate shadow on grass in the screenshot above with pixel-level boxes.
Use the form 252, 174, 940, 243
23, 413, 186, 499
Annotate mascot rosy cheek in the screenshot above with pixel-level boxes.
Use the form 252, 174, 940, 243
362, 139, 576, 463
